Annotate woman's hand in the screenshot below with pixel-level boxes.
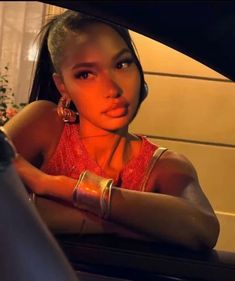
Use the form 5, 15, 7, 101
14, 154, 48, 195
14, 154, 77, 202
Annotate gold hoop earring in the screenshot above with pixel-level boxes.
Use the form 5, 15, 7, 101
57, 96, 78, 123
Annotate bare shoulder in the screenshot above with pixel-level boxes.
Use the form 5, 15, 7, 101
8, 100, 58, 120
4, 100, 60, 138
159, 150, 198, 179
147, 149, 199, 196
4, 100, 64, 162
147, 148, 216, 214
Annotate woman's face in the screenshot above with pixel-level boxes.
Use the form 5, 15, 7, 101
54, 23, 141, 135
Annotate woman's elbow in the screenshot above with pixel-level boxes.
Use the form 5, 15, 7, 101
192, 214, 220, 251
174, 213, 220, 251
201, 215, 220, 250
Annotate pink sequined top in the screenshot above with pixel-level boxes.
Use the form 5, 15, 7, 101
41, 124, 158, 192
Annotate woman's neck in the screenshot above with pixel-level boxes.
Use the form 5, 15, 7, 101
78, 126, 140, 178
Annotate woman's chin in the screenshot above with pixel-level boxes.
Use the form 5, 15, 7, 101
101, 120, 129, 133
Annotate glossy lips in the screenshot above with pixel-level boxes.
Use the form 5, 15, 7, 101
102, 100, 129, 118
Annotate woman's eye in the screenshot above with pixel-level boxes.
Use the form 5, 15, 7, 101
116, 59, 133, 69
75, 71, 93, 80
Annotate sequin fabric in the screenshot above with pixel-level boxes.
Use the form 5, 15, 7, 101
41, 124, 158, 191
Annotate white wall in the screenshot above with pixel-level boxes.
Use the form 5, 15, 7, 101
129, 31, 235, 252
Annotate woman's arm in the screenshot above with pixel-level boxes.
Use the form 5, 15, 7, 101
108, 152, 219, 251
13, 155, 148, 241
13, 150, 219, 251
109, 185, 219, 251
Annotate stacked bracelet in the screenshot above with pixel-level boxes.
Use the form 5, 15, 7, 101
72, 170, 113, 219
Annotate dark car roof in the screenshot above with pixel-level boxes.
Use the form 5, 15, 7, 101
42, 1, 235, 81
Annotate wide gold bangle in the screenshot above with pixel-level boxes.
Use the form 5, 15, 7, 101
72, 170, 113, 219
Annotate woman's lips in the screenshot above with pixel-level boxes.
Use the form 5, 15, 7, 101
103, 101, 129, 118
104, 107, 128, 118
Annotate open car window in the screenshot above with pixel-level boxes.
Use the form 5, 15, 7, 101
1, 1, 235, 280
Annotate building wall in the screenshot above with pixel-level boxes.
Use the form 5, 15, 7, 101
129, 31, 235, 252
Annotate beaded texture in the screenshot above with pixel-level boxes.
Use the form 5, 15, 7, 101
41, 124, 158, 192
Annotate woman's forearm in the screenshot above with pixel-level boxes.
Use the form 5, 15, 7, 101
14, 158, 219, 250
14, 157, 149, 241
36, 196, 148, 241
109, 187, 219, 250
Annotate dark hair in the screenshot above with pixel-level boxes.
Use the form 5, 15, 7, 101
29, 10, 146, 109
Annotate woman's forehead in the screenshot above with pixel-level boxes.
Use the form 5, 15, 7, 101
62, 23, 129, 62
66, 23, 127, 50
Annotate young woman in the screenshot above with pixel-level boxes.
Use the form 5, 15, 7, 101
3, 10, 219, 251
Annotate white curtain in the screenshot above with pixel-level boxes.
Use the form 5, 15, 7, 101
0, 1, 45, 103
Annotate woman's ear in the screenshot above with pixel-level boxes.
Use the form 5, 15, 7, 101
52, 73, 68, 97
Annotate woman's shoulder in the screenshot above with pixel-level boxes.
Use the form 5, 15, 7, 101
146, 148, 199, 195
137, 136, 196, 178
4, 100, 64, 161
6, 100, 61, 128
159, 150, 198, 177
20, 100, 58, 118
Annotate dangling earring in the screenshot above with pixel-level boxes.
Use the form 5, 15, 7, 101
57, 96, 78, 123
140, 82, 148, 103
143, 82, 148, 98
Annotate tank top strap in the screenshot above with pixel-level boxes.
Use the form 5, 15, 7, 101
140, 146, 168, 192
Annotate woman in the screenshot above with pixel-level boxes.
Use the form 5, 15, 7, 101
3, 10, 219, 251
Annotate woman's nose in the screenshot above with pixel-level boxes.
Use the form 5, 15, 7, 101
103, 75, 122, 98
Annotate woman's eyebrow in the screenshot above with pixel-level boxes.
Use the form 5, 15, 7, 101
113, 48, 132, 61
72, 62, 97, 70
71, 49, 132, 70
